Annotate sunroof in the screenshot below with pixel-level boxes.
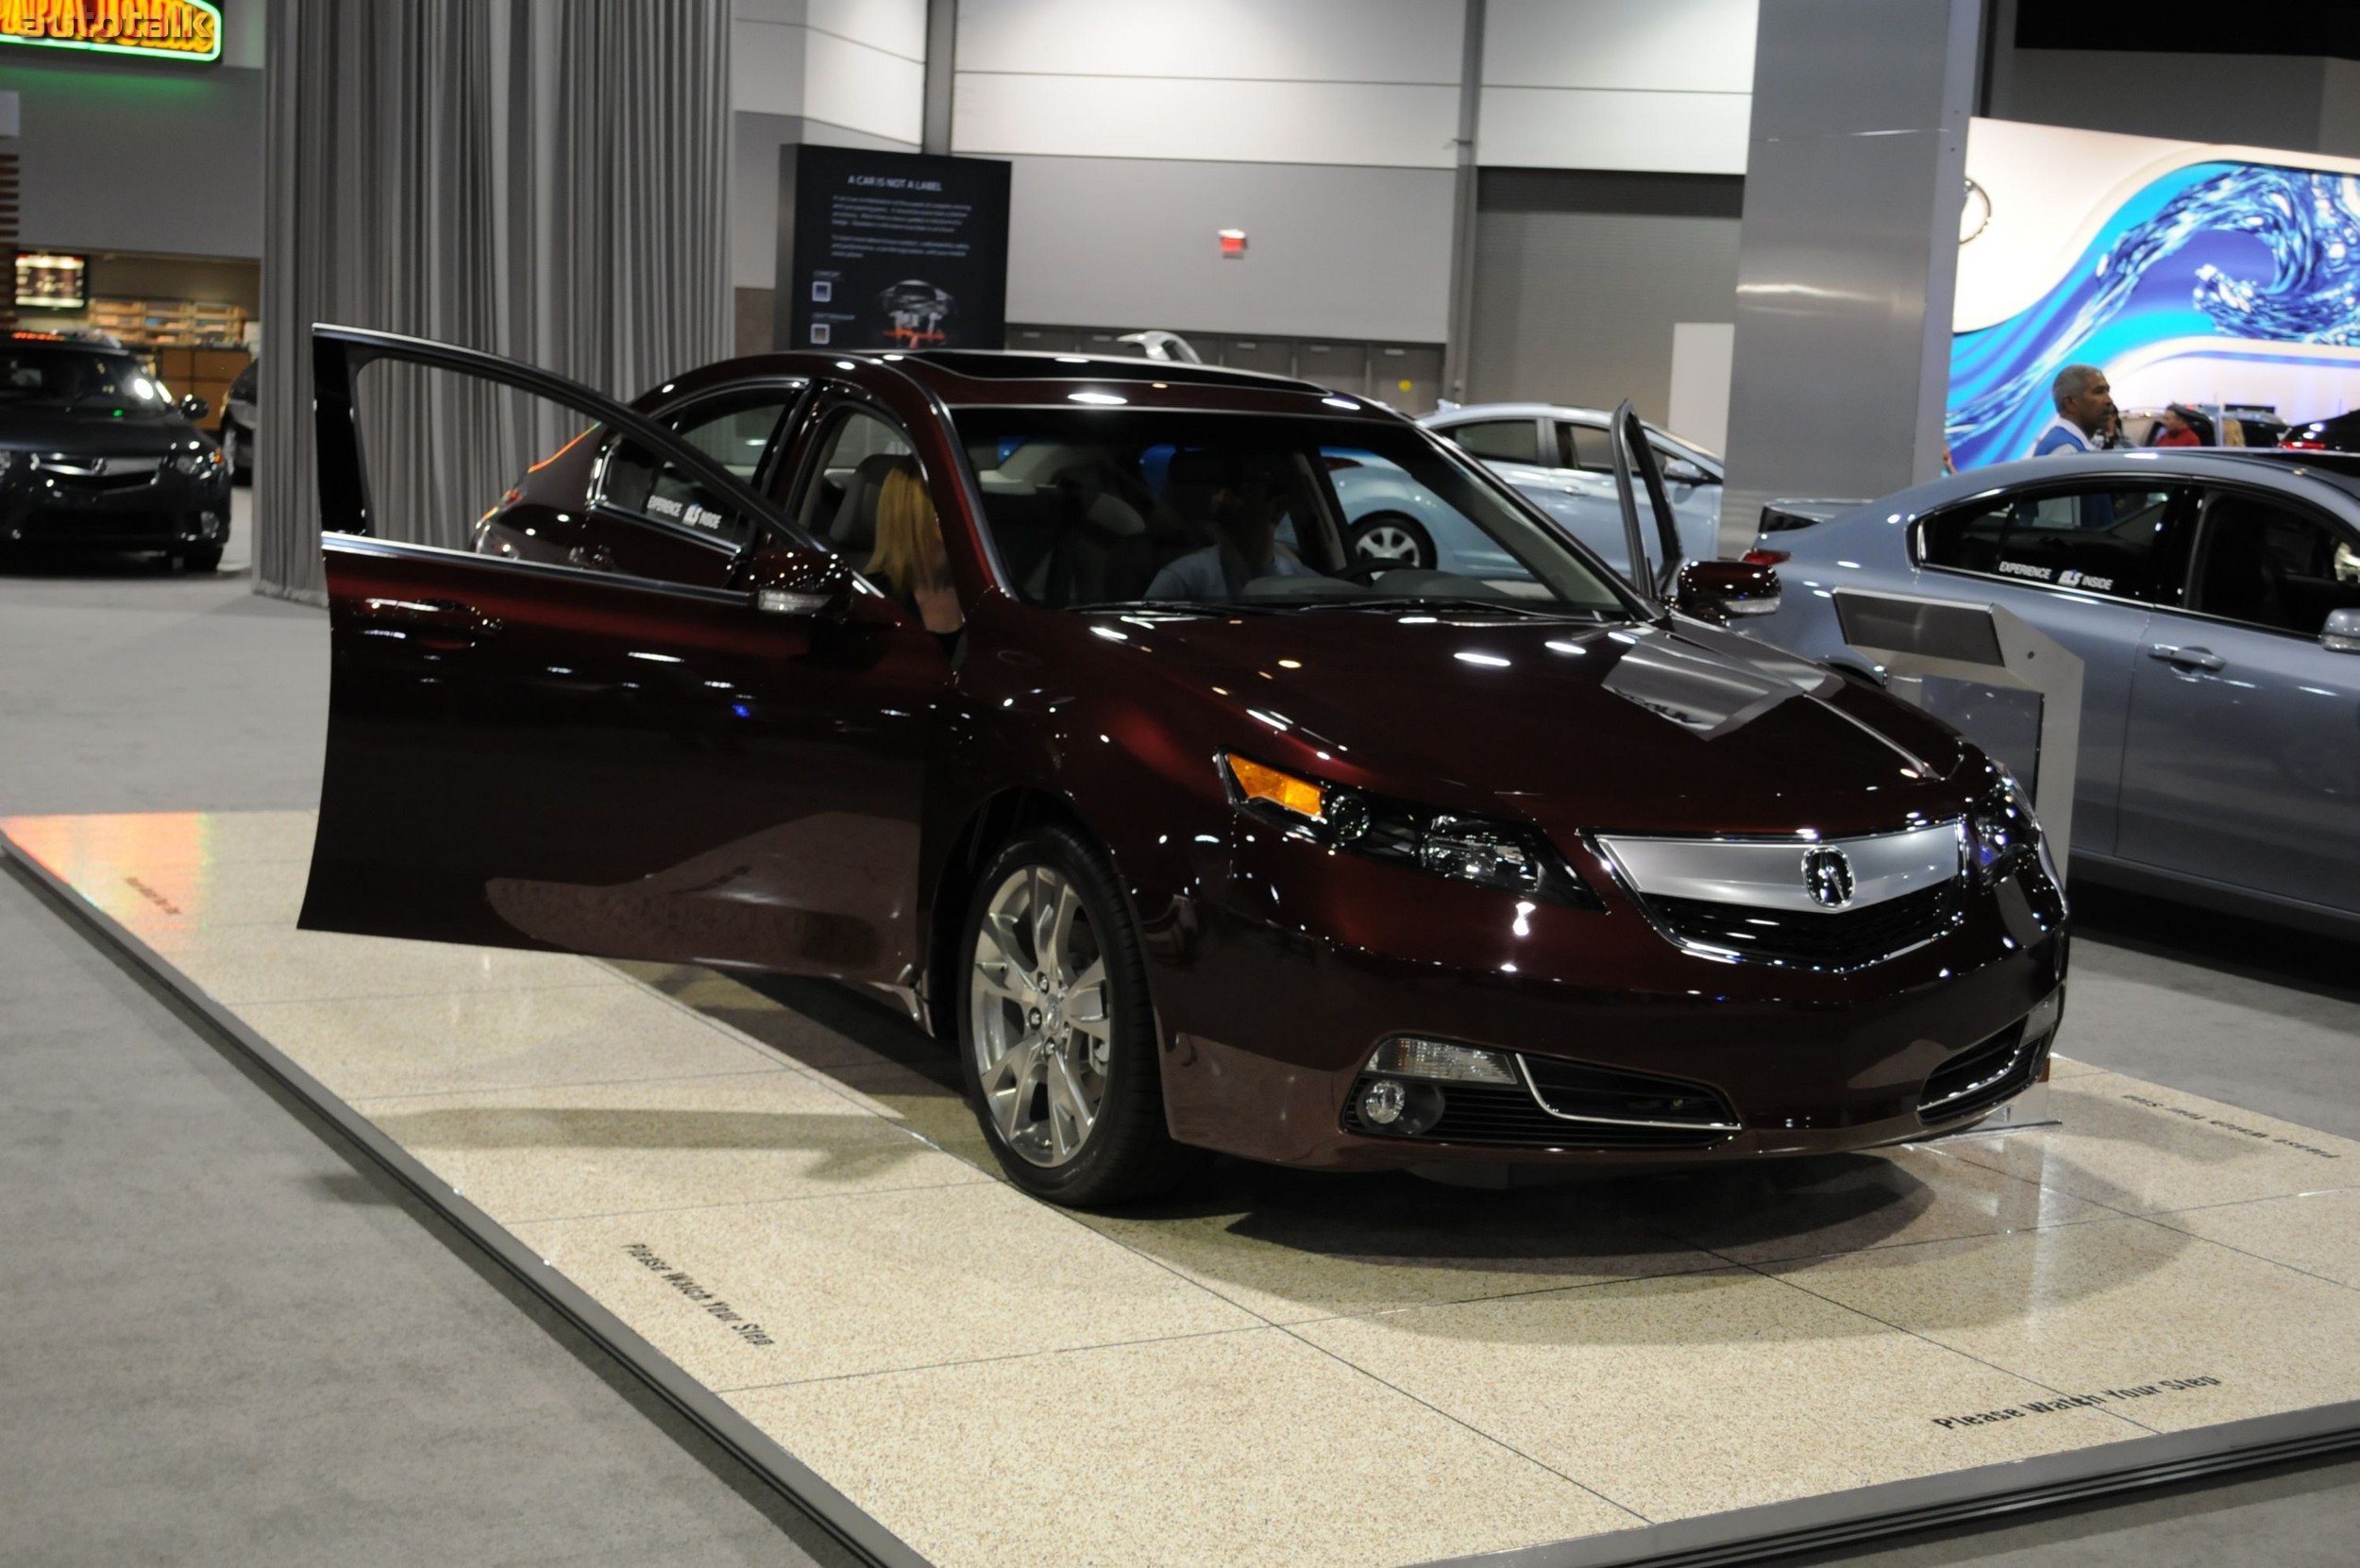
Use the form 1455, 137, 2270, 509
901, 350, 1323, 392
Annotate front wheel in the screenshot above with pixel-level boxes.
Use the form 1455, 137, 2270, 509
1344, 511, 1434, 571
957, 825, 1193, 1206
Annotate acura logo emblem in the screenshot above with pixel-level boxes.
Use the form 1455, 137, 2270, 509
1802, 847, 1855, 909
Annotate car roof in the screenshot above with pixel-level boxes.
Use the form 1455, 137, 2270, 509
649, 346, 1424, 421
1834, 447, 2360, 524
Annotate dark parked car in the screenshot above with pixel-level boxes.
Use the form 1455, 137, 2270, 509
1742, 449, 2360, 936
2282, 408, 2360, 453
300, 328, 2066, 1206
0, 331, 231, 570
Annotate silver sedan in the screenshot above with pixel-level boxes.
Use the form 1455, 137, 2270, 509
1329, 402, 1725, 579
1740, 448, 2360, 936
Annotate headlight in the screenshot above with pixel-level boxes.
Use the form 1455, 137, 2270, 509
171, 448, 224, 477
1968, 768, 2043, 885
1221, 752, 1602, 907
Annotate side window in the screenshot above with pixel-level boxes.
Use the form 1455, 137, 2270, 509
1446, 419, 1543, 465
1918, 485, 2183, 602
1555, 421, 1614, 472
795, 407, 916, 558
595, 394, 792, 548
2188, 492, 2360, 636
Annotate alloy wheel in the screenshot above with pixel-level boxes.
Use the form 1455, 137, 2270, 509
969, 864, 1113, 1167
1355, 524, 1423, 565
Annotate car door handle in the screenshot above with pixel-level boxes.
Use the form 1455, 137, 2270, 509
352, 597, 505, 649
2147, 643, 2224, 672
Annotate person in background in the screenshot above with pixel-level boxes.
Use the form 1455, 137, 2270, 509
2155, 403, 2204, 447
867, 461, 964, 635
2031, 363, 2116, 457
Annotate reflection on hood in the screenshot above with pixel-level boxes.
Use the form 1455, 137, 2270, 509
1600, 625, 1840, 739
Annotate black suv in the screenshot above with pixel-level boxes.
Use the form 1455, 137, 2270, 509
0, 332, 232, 571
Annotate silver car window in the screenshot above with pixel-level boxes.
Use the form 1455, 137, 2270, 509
2188, 491, 2360, 637
1919, 484, 2183, 601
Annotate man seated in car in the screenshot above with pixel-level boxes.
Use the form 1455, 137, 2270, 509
1145, 473, 1323, 601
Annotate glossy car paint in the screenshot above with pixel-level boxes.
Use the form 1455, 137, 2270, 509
304, 335, 2065, 1172
1741, 449, 2360, 934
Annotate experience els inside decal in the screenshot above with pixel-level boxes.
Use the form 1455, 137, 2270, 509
0, 0, 222, 63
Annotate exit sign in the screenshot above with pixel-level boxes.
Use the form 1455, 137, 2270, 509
0, 0, 223, 64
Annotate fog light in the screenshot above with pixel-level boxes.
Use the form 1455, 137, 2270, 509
1361, 1080, 1408, 1125
1370, 1037, 1519, 1085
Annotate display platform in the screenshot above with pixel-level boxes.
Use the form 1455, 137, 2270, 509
10, 810, 2360, 1568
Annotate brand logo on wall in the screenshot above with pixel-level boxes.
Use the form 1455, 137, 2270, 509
0, 0, 222, 64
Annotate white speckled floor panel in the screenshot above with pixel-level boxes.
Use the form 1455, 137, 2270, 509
12, 810, 2360, 1568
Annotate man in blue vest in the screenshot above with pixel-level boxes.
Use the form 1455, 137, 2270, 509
2031, 363, 2116, 457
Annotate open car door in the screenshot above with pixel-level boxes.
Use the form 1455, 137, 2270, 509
1607, 397, 1688, 604
298, 325, 953, 986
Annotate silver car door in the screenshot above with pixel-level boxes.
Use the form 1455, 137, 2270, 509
1912, 480, 2193, 855
2116, 485, 2360, 916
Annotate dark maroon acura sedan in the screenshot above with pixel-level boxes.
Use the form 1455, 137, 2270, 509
301, 328, 2066, 1206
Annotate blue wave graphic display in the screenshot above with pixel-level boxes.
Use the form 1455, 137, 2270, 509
1948, 161, 2360, 468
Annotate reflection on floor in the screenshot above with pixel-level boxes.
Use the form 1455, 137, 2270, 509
11, 810, 2360, 1568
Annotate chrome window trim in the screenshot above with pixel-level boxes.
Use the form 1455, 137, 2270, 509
1511, 1054, 1743, 1133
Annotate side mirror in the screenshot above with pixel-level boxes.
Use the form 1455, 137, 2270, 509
179, 394, 211, 422
1674, 559, 1782, 621
1661, 457, 1708, 485
746, 545, 853, 617
2323, 607, 2360, 654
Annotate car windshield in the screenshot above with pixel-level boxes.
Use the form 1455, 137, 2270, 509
953, 408, 1633, 615
0, 345, 176, 412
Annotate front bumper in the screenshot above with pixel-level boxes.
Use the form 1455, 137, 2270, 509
3, 473, 231, 550
1152, 822, 2068, 1171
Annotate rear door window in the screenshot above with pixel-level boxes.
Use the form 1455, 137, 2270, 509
1917, 484, 2186, 601
1444, 418, 1543, 465
1554, 420, 1615, 472
2186, 491, 2360, 636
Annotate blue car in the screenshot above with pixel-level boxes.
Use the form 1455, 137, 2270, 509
1330, 403, 1724, 579
1740, 448, 2360, 936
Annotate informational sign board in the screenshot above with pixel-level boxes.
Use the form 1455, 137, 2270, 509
776, 144, 1010, 352
0, 0, 223, 63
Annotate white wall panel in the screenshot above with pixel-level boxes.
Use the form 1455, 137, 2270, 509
808, 0, 926, 61
1479, 86, 1749, 174
1484, 0, 1756, 93
1003, 156, 1455, 340
802, 28, 926, 143
956, 0, 1460, 85
732, 13, 811, 116
733, 0, 924, 141
955, 76, 1458, 167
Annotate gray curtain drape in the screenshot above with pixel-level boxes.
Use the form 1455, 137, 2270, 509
257, 0, 731, 602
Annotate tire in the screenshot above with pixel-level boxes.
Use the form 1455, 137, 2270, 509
956, 824, 1194, 1206
179, 547, 224, 573
1344, 511, 1435, 571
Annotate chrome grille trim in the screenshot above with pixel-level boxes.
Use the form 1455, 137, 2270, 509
1512, 1055, 1743, 1132
1594, 819, 1964, 915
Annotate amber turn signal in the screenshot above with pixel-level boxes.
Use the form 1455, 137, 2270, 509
1224, 754, 1325, 820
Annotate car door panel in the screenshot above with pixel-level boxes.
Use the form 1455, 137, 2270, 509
1910, 482, 2191, 855
2117, 489, 2360, 913
301, 327, 951, 983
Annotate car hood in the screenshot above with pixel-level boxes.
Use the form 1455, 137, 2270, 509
1114, 610, 1971, 837
0, 407, 195, 454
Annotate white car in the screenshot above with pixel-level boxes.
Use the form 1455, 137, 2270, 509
1330, 402, 1724, 580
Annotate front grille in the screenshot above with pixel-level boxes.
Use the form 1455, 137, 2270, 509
1344, 1057, 1740, 1151
20, 507, 192, 543
1918, 1019, 2039, 1122
1644, 879, 1960, 969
